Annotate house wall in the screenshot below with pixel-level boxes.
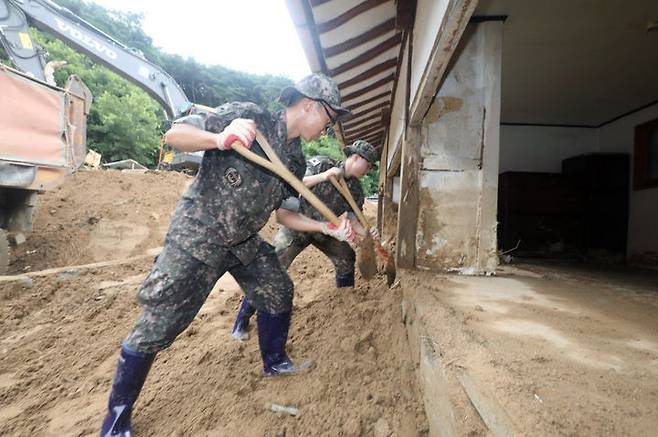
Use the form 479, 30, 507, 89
386, 0, 469, 173
415, 22, 502, 273
498, 103, 658, 264
499, 126, 598, 173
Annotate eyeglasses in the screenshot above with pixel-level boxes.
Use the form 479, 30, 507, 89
318, 100, 338, 127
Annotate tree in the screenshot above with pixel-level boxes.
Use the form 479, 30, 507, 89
30, 29, 165, 166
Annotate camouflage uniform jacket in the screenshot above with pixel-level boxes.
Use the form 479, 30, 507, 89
166, 102, 306, 266
301, 156, 364, 222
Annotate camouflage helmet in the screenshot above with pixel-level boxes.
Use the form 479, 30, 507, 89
345, 140, 377, 165
279, 73, 352, 121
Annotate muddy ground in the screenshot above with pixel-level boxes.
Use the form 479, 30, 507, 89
401, 262, 658, 436
0, 170, 427, 436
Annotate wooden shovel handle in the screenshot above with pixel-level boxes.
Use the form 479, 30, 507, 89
328, 176, 369, 229
231, 134, 340, 226
329, 176, 395, 266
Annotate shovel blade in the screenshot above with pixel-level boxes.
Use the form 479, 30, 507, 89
356, 233, 377, 280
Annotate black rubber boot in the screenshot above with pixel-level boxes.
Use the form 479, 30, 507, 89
335, 271, 355, 288
256, 311, 312, 376
231, 297, 256, 341
100, 345, 155, 437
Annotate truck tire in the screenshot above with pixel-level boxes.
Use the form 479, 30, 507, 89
0, 229, 9, 275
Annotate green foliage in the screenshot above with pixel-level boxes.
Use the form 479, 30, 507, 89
5, 0, 381, 192
302, 135, 344, 161
30, 29, 165, 166
14, 0, 294, 167
361, 163, 380, 197
0, 48, 9, 63
88, 89, 163, 165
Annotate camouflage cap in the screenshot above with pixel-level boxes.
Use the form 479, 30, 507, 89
279, 73, 351, 121
345, 140, 377, 165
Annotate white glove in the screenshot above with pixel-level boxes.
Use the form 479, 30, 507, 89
321, 218, 355, 243
216, 118, 256, 150
369, 227, 380, 240
322, 166, 344, 181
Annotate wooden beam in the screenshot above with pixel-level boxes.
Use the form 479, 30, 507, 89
377, 129, 389, 232
286, 0, 325, 73
395, 125, 421, 268
292, 0, 328, 73
348, 124, 384, 138
346, 101, 389, 122
388, 31, 408, 131
360, 132, 384, 144
396, 0, 417, 31
384, 31, 409, 176
0, 248, 161, 282
328, 34, 402, 76
337, 58, 398, 90
409, 0, 477, 125
381, 107, 391, 125
346, 128, 383, 142
317, 0, 389, 34
325, 18, 396, 58
344, 120, 382, 137
345, 90, 391, 111
342, 74, 395, 101
343, 112, 382, 130
386, 137, 402, 177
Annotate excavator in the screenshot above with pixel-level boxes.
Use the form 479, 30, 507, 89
0, 0, 198, 273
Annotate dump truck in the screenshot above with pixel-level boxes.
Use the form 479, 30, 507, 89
0, 0, 197, 273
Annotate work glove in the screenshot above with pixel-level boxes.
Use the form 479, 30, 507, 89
322, 166, 344, 181
369, 227, 380, 240
216, 118, 256, 150
321, 218, 355, 243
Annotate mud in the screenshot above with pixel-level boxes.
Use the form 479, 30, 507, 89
401, 263, 658, 436
0, 170, 427, 436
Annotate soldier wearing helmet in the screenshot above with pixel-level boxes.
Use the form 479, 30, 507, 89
100, 74, 356, 436
230, 139, 378, 342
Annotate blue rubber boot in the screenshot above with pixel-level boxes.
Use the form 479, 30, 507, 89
100, 346, 155, 437
256, 311, 313, 376
335, 271, 355, 288
231, 297, 256, 341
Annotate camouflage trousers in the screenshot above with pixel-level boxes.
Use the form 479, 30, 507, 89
124, 239, 293, 353
273, 226, 355, 276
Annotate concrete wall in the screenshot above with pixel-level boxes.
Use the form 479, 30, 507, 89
386, 0, 464, 173
498, 103, 658, 264
416, 22, 501, 273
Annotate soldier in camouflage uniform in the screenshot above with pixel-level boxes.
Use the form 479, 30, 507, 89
100, 74, 354, 437
230, 140, 378, 341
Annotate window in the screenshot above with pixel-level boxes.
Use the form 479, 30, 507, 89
634, 118, 658, 190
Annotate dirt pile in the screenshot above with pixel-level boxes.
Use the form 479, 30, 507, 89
0, 170, 426, 436
8, 169, 192, 275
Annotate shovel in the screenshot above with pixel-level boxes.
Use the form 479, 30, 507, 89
328, 175, 397, 286
230, 131, 352, 246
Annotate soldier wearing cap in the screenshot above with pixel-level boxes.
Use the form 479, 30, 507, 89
230, 139, 378, 342
100, 74, 354, 436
